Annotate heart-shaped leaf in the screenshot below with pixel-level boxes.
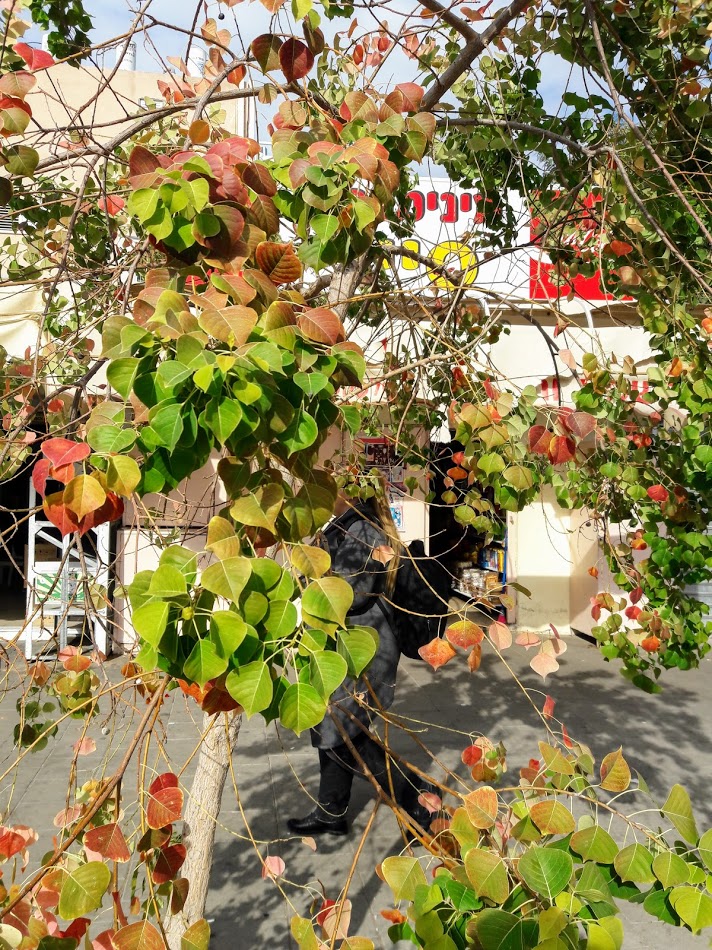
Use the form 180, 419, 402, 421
58, 861, 111, 919
225, 661, 273, 716
251, 34, 283, 73
279, 682, 326, 734
146, 773, 183, 830
279, 38, 314, 82
302, 577, 353, 633
63, 475, 106, 520
298, 307, 345, 345
201, 557, 252, 602
255, 242, 302, 284
183, 640, 228, 687
199, 305, 257, 345
84, 823, 131, 863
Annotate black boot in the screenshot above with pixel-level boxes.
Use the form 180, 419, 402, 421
287, 806, 348, 836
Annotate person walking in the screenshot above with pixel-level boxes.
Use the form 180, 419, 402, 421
287, 489, 434, 836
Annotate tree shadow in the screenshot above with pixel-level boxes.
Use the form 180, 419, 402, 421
205, 638, 712, 946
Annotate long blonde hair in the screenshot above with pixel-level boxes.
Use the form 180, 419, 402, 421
370, 474, 402, 597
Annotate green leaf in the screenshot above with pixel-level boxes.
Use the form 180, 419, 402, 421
201, 557, 252, 602
262, 600, 298, 640
279, 682, 326, 734
312, 214, 339, 243
225, 661, 273, 716
517, 848, 573, 899
302, 577, 354, 634
698, 828, 712, 870
503, 465, 535, 491
58, 862, 111, 919
181, 918, 211, 950
381, 856, 427, 902
478, 453, 506, 476
148, 565, 188, 599
290, 544, 331, 579
669, 886, 712, 932
643, 886, 678, 925
336, 627, 377, 677
204, 398, 243, 444
160, 546, 198, 585
106, 456, 141, 496
282, 409, 318, 455
230, 484, 284, 532
570, 826, 619, 864
183, 640, 228, 687
529, 801, 576, 836
464, 849, 510, 904
661, 785, 699, 844
107, 358, 139, 399
150, 403, 184, 450
308, 651, 348, 700
132, 601, 170, 648
128, 187, 159, 222
294, 371, 329, 395
87, 425, 136, 454
652, 852, 690, 888
209, 611, 247, 658
613, 843, 655, 884
473, 909, 539, 950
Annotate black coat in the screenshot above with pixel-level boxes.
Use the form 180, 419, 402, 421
310, 505, 401, 749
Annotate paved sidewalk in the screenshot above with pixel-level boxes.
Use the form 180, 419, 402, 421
1, 637, 711, 948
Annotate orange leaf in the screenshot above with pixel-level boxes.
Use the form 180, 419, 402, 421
463, 785, 498, 829
254, 242, 302, 285
547, 435, 576, 465
189, 119, 210, 144
608, 239, 633, 256
445, 619, 484, 650
261, 855, 286, 879
73, 737, 96, 755
146, 773, 183, 830
418, 637, 456, 670
84, 823, 131, 863
488, 621, 512, 650
646, 484, 669, 503
530, 651, 559, 678
112, 921, 165, 950
468, 643, 482, 671
298, 307, 346, 345
641, 635, 661, 653
380, 908, 407, 924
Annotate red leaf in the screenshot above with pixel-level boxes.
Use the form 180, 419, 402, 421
79, 491, 124, 537
461, 745, 483, 767
64, 654, 92, 672
0, 827, 27, 859
13, 42, 55, 71
84, 823, 131, 863
562, 411, 596, 439
647, 484, 669, 503
279, 38, 314, 82
128, 144, 162, 182
630, 586, 643, 604
32, 458, 51, 497
547, 435, 576, 465
418, 637, 456, 670
625, 605, 641, 620
262, 855, 286, 879
242, 163, 277, 197
152, 844, 186, 884
542, 695, 556, 719
298, 307, 346, 345
254, 241, 302, 284
92, 929, 117, 950
41, 437, 91, 468
251, 34, 283, 73
146, 773, 183, 830
527, 425, 552, 454
608, 240, 633, 256
562, 724, 574, 749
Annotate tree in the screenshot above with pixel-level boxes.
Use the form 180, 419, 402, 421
0, 0, 711, 947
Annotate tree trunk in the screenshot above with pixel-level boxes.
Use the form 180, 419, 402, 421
165, 711, 242, 949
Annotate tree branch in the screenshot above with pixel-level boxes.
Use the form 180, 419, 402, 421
421, 0, 533, 110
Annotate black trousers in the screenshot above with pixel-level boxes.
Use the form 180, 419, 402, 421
317, 731, 420, 819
